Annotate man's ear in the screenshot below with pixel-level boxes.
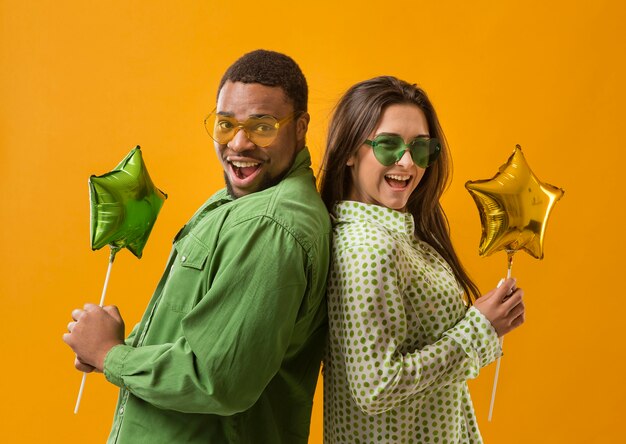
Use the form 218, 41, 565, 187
296, 112, 310, 142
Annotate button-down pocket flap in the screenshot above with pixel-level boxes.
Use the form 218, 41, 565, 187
175, 234, 209, 270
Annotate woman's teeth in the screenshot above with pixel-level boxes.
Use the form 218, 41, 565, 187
385, 174, 411, 188
386, 174, 410, 181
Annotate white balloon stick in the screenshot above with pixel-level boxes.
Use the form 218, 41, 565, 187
74, 250, 116, 414
488, 256, 513, 422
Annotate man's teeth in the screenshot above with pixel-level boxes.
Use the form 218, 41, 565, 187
231, 160, 260, 168
386, 174, 410, 181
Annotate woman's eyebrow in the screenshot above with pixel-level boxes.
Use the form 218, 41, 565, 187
374, 132, 430, 138
374, 132, 401, 137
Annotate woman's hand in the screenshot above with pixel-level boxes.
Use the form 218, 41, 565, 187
474, 278, 525, 337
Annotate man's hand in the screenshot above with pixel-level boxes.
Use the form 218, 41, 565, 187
74, 357, 96, 373
63, 304, 125, 372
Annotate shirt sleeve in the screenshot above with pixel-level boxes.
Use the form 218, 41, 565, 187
332, 243, 501, 415
104, 216, 309, 415
123, 323, 140, 346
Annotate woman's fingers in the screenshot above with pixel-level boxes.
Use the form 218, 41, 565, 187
507, 298, 525, 322
496, 278, 517, 302
510, 310, 525, 329
501, 288, 525, 334
503, 288, 524, 313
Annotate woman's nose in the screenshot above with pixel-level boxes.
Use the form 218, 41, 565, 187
395, 149, 415, 168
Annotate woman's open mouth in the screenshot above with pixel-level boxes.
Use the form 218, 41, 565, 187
384, 174, 411, 189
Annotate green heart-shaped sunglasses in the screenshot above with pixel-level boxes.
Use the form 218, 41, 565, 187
364, 134, 441, 168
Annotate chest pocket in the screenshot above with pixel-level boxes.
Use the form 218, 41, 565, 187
159, 233, 211, 314
177, 234, 210, 270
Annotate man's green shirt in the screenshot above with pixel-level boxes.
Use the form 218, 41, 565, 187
103, 148, 330, 443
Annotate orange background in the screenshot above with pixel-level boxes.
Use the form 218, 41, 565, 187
1, 1, 625, 442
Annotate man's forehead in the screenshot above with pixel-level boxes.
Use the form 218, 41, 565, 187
217, 81, 292, 114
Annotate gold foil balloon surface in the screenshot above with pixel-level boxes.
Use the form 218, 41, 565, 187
465, 145, 564, 260
89, 146, 167, 258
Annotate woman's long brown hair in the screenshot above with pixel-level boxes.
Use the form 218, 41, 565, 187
319, 76, 480, 302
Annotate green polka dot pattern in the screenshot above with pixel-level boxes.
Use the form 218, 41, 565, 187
323, 201, 502, 444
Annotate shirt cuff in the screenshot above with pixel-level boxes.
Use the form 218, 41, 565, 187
103, 344, 134, 388
445, 306, 503, 374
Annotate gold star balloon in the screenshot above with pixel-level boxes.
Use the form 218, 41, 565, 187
465, 145, 564, 261
89, 146, 167, 259
466, 145, 564, 422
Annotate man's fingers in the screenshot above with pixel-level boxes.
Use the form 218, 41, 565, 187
71, 308, 84, 321
103, 305, 123, 323
67, 321, 77, 333
75, 357, 95, 373
83, 303, 99, 312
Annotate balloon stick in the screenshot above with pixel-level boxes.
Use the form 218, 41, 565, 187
488, 252, 513, 422
74, 248, 118, 414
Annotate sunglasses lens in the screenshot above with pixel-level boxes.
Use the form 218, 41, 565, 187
204, 112, 235, 144
370, 136, 442, 167
244, 117, 279, 147
205, 112, 280, 147
371, 135, 404, 166
213, 116, 236, 144
409, 138, 440, 168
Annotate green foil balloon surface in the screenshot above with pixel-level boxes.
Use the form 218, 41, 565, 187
89, 146, 167, 258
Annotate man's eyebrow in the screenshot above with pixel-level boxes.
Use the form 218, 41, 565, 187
216, 112, 274, 119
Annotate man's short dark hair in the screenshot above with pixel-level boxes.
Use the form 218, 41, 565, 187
218, 49, 308, 112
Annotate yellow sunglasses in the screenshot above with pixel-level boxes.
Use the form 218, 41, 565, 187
204, 109, 299, 147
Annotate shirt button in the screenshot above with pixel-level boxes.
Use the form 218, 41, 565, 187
119, 406, 125, 415
181, 256, 187, 262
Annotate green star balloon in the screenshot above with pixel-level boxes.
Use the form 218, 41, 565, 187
89, 146, 167, 258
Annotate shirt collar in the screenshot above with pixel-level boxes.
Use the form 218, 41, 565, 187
332, 200, 415, 235
287, 146, 312, 175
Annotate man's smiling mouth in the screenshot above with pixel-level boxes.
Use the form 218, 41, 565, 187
228, 159, 262, 180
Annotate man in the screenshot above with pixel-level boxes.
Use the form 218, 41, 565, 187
63, 50, 330, 443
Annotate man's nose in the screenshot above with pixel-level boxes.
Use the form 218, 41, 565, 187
395, 149, 415, 168
228, 128, 255, 152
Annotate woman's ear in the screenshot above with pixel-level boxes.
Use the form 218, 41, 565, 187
346, 155, 355, 167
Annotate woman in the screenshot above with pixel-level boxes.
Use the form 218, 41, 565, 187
320, 76, 525, 443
